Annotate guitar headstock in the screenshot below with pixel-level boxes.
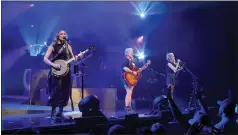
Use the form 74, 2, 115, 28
146, 60, 151, 65
89, 45, 96, 51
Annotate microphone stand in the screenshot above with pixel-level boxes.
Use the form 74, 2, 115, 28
81, 62, 86, 99
183, 65, 200, 112
74, 61, 86, 100
148, 68, 166, 78
74, 54, 92, 100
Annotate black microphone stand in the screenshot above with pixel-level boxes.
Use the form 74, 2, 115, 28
148, 68, 166, 78
74, 54, 92, 100
80, 62, 86, 99
183, 65, 200, 112
74, 61, 86, 100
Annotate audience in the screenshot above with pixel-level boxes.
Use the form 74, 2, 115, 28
167, 86, 237, 134
15, 127, 39, 135
9, 88, 238, 135
151, 123, 167, 134
108, 124, 126, 135
136, 127, 152, 134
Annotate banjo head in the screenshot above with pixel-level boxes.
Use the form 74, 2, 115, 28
52, 60, 69, 77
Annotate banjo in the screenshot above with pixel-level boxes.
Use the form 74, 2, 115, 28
51, 45, 95, 77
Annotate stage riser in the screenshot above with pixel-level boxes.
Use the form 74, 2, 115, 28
2, 110, 50, 117
116, 100, 152, 110
2, 115, 183, 134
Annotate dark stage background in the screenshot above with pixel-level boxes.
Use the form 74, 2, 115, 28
2, 1, 238, 107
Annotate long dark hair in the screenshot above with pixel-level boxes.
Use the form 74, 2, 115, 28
52, 30, 68, 45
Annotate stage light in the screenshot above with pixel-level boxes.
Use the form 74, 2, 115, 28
30, 4, 34, 7
140, 13, 145, 18
30, 25, 34, 27
137, 36, 144, 43
28, 44, 47, 56
138, 52, 145, 60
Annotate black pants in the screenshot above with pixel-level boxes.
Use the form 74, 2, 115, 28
48, 71, 72, 107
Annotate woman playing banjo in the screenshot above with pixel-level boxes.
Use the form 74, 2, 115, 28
44, 30, 75, 120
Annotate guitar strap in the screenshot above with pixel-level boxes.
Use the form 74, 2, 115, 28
51, 44, 66, 62
65, 41, 70, 60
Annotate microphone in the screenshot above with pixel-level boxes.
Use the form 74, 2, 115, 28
63, 37, 68, 40
133, 55, 139, 60
63, 37, 71, 43
177, 59, 182, 63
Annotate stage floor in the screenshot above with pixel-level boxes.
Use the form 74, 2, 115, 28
2, 103, 149, 131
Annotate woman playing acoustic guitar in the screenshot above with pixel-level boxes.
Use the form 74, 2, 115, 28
121, 48, 137, 114
121, 48, 151, 114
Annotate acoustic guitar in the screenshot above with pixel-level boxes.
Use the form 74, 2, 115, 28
124, 60, 151, 86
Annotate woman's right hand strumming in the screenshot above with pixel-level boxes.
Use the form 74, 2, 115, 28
53, 63, 61, 69
132, 71, 137, 76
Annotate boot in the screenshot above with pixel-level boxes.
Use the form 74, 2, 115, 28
125, 106, 136, 114
56, 106, 64, 118
56, 106, 70, 121
50, 106, 57, 120
125, 106, 131, 114
129, 106, 136, 113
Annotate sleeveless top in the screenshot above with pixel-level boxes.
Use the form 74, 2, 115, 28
52, 43, 69, 62
166, 62, 176, 76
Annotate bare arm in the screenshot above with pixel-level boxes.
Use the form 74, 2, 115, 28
43, 46, 55, 67
123, 67, 133, 73
168, 62, 180, 73
196, 91, 209, 114
167, 88, 190, 131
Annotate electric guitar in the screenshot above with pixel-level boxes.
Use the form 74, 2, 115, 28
124, 60, 151, 86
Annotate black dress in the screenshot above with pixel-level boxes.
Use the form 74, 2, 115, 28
166, 62, 176, 85
47, 43, 72, 107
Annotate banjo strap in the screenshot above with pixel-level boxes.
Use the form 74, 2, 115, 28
65, 41, 70, 60
51, 42, 69, 62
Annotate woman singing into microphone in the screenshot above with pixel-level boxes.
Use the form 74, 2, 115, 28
166, 53, 183, 99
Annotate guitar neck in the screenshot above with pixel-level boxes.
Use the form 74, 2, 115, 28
140, 64, 148, 71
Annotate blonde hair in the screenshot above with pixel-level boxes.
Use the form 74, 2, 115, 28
125, 48, 133, 56
166, 53, 174, 62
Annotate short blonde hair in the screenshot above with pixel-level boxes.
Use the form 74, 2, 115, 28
125, 48, 133, 56
166, 53, 174, 61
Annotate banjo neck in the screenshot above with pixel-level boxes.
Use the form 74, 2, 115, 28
65, 49, 90, 64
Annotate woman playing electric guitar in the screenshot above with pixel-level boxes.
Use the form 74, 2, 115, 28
121, 48, 151, 114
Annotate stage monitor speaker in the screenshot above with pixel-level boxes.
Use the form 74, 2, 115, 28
148, 95, 169, 115
66, 88, 116, 111
78, 95, 106, 118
